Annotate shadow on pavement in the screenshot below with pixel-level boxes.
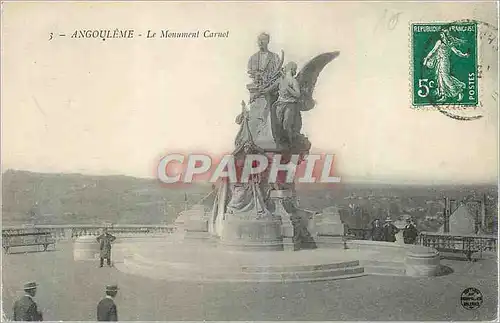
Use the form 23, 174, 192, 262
436, 265, 454, 276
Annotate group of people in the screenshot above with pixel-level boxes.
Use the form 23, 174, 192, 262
371, 217, 419, 244
13, 282, 119, 321
12, 228, 119, 321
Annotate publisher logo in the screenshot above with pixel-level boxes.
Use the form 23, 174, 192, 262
460, 287, 483, 310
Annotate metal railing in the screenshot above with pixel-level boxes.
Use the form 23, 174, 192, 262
418, 232, 497, 260
419, 232, 497, 252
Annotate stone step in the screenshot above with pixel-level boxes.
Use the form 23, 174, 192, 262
197, 272, 368, 283
118, 261, 368, 283
239, 260, 361, 273
119, 257, 366, 283
361, 260, 404, 267
236, 266, 366, 281
129, 252, 361, 274
360, 260, 407, 276
363, 266, 406, 276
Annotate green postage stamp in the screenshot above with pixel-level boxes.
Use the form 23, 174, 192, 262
411, 22, 478, 108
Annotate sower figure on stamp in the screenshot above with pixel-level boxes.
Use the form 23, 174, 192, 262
96, 228, 116, 267
13, 282, 43, 321
423, 29, 469, 102
97, 285, 119, 321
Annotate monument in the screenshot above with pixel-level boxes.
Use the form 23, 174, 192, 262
114, 33, 442, 282
208, 32, 340, 251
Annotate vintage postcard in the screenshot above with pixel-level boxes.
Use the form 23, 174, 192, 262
1, 1, 498, 321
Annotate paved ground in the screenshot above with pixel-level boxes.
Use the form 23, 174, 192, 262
2, 241, 497, 321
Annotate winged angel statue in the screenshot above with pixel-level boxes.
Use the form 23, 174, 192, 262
234, 48, 340, 154
209, 33, 339, 237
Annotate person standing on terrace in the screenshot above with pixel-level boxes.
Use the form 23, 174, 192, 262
96, 228, 116, 267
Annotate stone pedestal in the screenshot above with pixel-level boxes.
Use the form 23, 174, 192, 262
73, 235, 100, 261
405, 246, 440, 277
315, 206, 345, 236
183, 205, 210, 240
315, 206, 346, 248
220, 216, 284, 251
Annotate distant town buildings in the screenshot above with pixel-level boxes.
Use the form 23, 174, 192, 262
439, 195, 489, 235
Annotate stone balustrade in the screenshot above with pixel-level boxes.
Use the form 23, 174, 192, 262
2, 224, 176, 241
346, 228, 372, 240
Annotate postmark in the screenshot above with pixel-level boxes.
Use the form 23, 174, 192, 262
411, 22, 478, 108
460, 287, 483, 310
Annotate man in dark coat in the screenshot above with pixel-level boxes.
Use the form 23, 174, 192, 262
403, 219, 419, 244
383, 217, 399, 242
97, 284, 119, 321
13, 282, 43, 321
96, 228, 116, 267
371, 219, 384, 241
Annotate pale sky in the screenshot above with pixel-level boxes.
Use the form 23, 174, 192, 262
1, 2, 498, 184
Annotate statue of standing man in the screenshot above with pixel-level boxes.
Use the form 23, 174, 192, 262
226, 33, 284, 218
247, 33, 283, 103
234, 33, 284, 151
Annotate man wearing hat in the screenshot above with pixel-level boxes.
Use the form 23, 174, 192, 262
96, 228, 116, 267
383, 217, 399, 242
403, 219, 419, 244
97, 284, 119, 321
371, 218, 384, 241
13, 282, 43, 321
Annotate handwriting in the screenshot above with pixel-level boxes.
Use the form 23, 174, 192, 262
374, 9, 402, 33
387, 12, 402, 30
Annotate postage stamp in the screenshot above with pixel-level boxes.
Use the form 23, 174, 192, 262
411, 22, 478, 108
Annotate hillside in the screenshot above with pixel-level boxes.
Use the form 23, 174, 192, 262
2, 170, 497, 231
1, 170, 213, 225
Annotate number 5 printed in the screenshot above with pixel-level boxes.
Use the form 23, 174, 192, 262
417, 79, 434, 98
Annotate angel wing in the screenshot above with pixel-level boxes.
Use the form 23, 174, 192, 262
296, 51, 340, 111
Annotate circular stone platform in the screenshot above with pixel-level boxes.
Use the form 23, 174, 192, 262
114, 238, 386, 282
111, 235, 442, 283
